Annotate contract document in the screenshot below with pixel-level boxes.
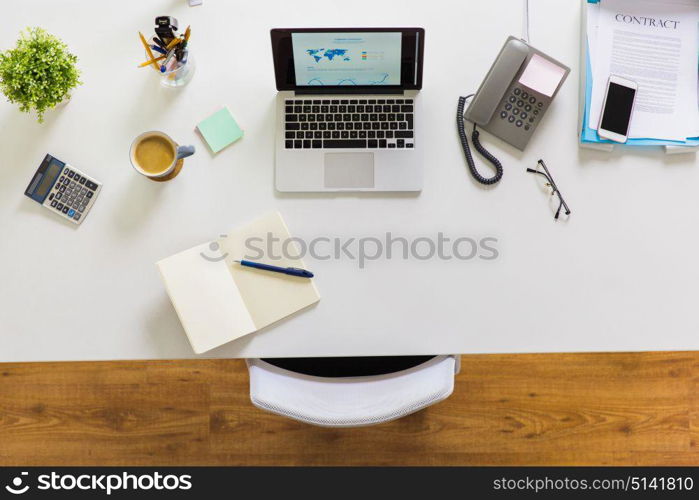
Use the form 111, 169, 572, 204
588, 0, 699, 142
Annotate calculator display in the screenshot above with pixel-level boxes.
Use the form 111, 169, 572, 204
36, 162, 61, 198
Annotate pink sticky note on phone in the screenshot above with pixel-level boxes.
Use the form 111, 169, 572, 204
518, 54, 567, 97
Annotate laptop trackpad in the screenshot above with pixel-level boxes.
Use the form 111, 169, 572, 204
324, 153, 374, 189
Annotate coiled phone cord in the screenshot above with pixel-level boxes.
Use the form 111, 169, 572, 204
457, 95, 504, 185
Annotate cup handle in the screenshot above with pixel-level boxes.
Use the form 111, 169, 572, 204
176, 145, 195, 160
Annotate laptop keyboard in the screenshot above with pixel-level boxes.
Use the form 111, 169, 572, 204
284, 98, 414, 149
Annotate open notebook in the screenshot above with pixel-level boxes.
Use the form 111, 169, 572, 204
157, 212, 320, 354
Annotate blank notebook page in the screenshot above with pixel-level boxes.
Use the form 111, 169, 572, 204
157, 242, 256, 354
220, 212, 320, 329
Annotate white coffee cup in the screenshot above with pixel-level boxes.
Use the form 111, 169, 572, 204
129, 131, 195, 179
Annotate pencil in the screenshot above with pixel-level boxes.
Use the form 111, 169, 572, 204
139, 31, 160, 70
166, 37, 182, 51
184, 26, 191, 42
138, 55, 165, 68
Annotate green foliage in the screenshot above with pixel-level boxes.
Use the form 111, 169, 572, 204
0, 27, 82, 122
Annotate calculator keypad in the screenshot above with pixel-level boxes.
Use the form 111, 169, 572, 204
44, 166, 100, 225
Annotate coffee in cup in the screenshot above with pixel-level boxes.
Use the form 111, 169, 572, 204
130, 131, 195, 180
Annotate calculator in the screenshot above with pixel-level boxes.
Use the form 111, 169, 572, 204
24, 154, 102, 225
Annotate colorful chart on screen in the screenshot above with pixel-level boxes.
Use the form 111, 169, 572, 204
292, 32, 402, 86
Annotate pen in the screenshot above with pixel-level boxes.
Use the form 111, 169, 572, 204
152, 36, 166, 48
178, 47, 188, 64
234, 260, 314, 279
151, 44, 167, 55
160, 49, 177, 72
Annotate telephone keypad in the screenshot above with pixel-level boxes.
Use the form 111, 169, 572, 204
498, 86, 546, 134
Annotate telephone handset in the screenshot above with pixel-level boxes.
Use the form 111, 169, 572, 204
458, 36, 570, 185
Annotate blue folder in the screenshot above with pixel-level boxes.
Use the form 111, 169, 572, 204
581, 0, 699, 147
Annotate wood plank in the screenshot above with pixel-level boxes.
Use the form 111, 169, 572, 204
0, 381, 209, 465
0, 353, 696, 465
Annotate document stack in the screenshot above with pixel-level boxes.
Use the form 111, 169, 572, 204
578, 0, 699, 153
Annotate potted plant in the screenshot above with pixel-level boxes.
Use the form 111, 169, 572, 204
0, 27, 82, 123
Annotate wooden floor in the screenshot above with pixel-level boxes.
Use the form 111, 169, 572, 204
0, 352, 697, 466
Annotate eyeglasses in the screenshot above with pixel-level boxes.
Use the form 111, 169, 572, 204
526, 159, 571, 220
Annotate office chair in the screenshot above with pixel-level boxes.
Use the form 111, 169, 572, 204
246, 355, 460, 428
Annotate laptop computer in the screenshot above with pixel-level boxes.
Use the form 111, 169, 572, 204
271, 28, 425, 192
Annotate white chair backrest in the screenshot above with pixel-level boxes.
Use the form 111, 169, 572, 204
247, 355, 459, 428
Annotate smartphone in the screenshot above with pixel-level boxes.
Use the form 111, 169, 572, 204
598, 75, 638, 143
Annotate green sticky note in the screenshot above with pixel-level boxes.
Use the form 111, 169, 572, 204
197, 107, 244, 153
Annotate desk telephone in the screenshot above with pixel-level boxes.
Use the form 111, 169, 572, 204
457, 36, 570, 185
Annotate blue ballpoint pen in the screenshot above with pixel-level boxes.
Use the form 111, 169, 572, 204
150, 44, 167, 55
234, 260, 314, 279
160, 49, 177, 72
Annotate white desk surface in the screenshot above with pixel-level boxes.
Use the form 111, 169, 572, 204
1, 0, 698, 362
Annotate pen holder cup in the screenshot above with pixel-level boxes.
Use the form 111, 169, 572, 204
147, 49, 195, 88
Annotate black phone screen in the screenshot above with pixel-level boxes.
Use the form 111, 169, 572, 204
600, 82, 636, 136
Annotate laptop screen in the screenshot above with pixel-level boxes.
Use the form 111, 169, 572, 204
271, 28, 424, 92
291, 32, 402, 86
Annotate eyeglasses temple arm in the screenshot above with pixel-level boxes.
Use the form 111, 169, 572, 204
526, 169, 552, 183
